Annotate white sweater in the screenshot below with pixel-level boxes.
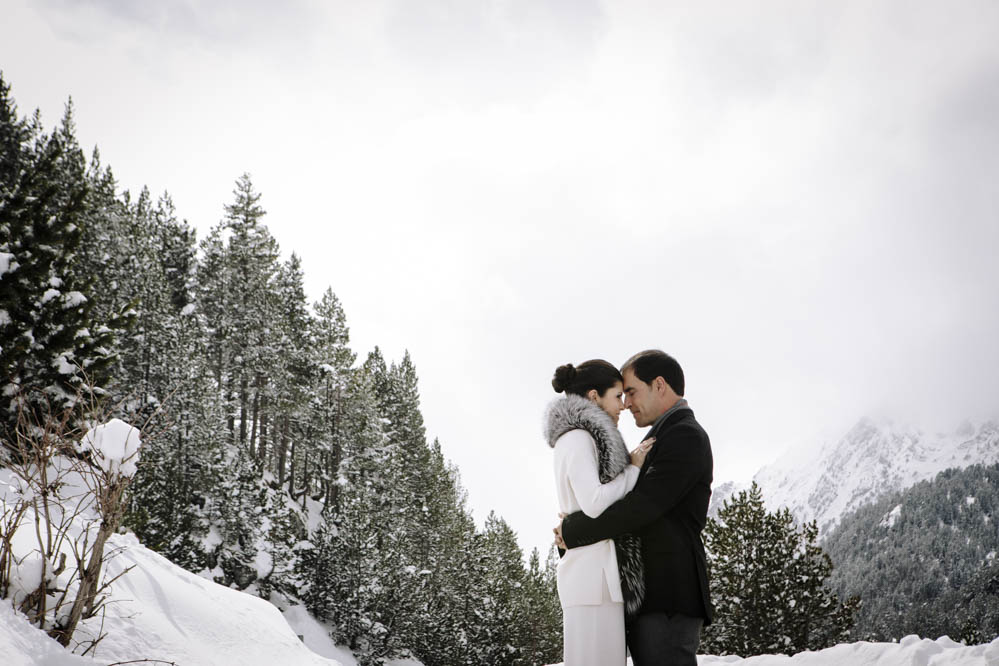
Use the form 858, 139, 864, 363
552, 428, 640, 607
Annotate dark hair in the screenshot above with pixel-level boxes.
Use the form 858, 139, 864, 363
620, 349, 685, 396
551, 359, 623, 398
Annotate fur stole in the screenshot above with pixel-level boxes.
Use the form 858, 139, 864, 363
545, 394, 646, 619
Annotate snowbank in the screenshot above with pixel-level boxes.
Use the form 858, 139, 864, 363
84, 532, 343, 665
0, 530, 343, 665
548, 635, 999, 666
697, 635, 999, 665
0, 603, 92, 666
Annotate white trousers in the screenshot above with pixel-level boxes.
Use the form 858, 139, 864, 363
561, 572, 626, 666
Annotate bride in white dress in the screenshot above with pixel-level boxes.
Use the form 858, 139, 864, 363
545, 360, 653, 666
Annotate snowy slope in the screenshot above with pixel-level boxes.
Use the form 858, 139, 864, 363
89, 532, 341, 665
0, 602, 93, 666
711, 418, 999, 535
0, 526, 432, 665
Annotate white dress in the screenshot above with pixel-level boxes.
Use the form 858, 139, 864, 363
553, 428, 640, 666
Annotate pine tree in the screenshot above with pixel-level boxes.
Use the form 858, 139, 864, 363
196, 173, 280, 449
469, 512, 530, 666
123, 198, 224, 571
270, 254, 314, 490
0, 78, 119, 439
306, 286, 355, 510
520, 546, 563, 665
702, 482, 858, 656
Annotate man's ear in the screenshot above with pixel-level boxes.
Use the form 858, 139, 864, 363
654, 376, 667, 395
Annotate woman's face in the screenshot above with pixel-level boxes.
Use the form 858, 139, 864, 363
590, 381, 625, 425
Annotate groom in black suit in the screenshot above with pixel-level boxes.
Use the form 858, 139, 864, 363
556, 350, 713, 666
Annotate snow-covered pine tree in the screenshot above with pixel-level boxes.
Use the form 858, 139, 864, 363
520, 546, 562, 665
701, 482, 858, 656
188, 175, 305, 596
305, 286, 355, 510
122, 195, 225, 572
270, 254, 314, 490
0, 79, 118, 441
222, 174, 281, 454
468, 512, 531, 666
305, 356, 410, 665
196, 173, 281, 448
404, 438, 480, 665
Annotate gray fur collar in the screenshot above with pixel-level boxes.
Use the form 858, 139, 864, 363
544, 394, 629, 483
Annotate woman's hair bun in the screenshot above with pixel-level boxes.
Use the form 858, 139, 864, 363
552, 363, 577, 393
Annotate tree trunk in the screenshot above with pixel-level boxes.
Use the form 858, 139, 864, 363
301, 450, 309, 508
288, 433, 296, 495
260, 394, 268, 468
239, 373, 248, 447
328, 386, 343, 511
249, 375, 261, 460
278, 415, 289, 487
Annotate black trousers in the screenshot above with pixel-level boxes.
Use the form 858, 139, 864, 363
627, 612, 703, 666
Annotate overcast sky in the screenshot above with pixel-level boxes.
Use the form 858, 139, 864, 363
4, 0, 998, 558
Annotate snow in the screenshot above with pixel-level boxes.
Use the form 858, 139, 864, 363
0, 309, 10, 326
62, 291, 87, 308
284, 604, 360, 665
546, 635, 999, 666
0, 603, 92, 666
966, 496, 976, 506
77, 418, 142, 478
881, 504, 903, 528
254, 548, 274, 578
180, 302, 196, 316
79, 533, 343, 665
55, 354, 76, 374
0, 252, 18, 276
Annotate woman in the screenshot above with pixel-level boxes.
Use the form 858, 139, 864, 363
544, 359, 652, 666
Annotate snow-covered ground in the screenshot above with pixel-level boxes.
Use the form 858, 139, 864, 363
549, 635, 999, 666
0, 515, 429, 666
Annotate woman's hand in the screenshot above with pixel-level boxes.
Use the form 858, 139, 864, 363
630, 437, 655, 468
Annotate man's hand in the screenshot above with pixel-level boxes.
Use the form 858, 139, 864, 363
553, 513, 567, 550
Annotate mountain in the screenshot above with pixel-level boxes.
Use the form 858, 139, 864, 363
710, 418, 999, 535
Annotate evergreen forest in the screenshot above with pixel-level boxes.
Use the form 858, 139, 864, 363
825, 462, 999, 644
0, 74, 562, 666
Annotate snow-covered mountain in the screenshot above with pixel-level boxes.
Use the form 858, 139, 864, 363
710, 418, 999, 535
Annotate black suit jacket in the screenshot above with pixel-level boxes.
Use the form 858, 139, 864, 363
561, 406, 714, 624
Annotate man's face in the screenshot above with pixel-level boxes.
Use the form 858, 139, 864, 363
623, 368, 663, 428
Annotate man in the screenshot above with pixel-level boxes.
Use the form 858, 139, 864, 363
555, 350, 713, 665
